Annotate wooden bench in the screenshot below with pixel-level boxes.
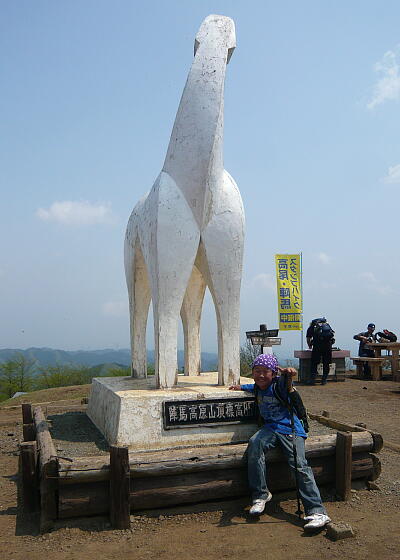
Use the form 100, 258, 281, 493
351, 357, 386, 381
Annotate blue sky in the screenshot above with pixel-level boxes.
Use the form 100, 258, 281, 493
1, 1, 399, 360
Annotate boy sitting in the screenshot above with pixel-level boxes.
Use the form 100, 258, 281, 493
229, 354, 330, 530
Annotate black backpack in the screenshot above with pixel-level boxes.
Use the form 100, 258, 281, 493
312, 318, 334, 343
253, 380, 309, 433
377, 330, 397, 342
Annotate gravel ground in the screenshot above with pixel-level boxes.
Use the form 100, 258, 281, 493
1, 378, 400, 560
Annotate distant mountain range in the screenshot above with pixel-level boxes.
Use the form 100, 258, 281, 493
0, 347, 218, 373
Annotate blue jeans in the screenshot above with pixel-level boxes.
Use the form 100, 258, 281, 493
247, 427, 326, 515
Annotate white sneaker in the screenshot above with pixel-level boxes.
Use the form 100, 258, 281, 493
249, 492, 272, 515
303, 513, 331, 530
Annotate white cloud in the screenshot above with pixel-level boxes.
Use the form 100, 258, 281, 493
382, 164, 400, 184
359, 271, 377, 283
102, 300, 128, 318
367, 46, 400, 109
359, 271, 394, 296
371, 284, 394, 296
317, 252, 332, 265
36, 200, 115, 225
250, 273, 275, 292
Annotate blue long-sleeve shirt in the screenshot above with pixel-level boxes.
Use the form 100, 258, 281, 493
241, 376, 307, 438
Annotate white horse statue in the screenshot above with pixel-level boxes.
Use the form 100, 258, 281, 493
124, 15, 244, 388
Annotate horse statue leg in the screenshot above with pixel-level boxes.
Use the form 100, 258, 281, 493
180, 266, 206, 376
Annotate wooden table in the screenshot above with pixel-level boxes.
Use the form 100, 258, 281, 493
365, 342, 400, 380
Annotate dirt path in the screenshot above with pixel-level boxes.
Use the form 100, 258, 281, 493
1, 377, 399, 560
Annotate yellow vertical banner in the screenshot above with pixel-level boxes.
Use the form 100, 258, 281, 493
275, 254, 302, 331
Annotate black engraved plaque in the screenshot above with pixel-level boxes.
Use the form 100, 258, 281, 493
162, 397, 257, 430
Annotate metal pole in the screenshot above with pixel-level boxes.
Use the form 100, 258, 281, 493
300, 252, 304, 351
260, 324, 265, 355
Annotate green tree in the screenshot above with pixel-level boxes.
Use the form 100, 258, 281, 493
35, 364, 92, 389
239, 340, 260, 377
107, 366, 131, 377
0, 354, 35, 399
0, 361, 18, 399
108, 364, 155, 376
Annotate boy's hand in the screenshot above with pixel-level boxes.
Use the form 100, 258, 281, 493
278, 367, 297, 392
277, 366, 298, 378
229, 385, 242, 391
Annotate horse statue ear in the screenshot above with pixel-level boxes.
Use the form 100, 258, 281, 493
194, 15, 236, 59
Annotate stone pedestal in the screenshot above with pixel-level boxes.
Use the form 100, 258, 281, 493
87, 373, 258, 452
294, 350, 350, 383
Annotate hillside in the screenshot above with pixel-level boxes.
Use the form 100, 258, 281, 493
0, 384, 91, 407
0, 347, 218, 373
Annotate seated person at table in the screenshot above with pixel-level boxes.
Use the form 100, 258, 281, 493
354, 323, 377, 378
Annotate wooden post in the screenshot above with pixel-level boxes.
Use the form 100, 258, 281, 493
390, 347, 399, 376
33, 406, 58, 532
370, 363, 380, 381
23, 423, 36, 442
40, 458, 58, 532
336, 431, 352, 501
20, 441, 38, 512
110, 446, 130, 529
22, 403, 33, 424
22, 403, 36, 441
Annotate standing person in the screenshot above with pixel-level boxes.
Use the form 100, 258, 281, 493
354, 323, 376, 378
306, 318, 335, 385
229, 354, 331, 531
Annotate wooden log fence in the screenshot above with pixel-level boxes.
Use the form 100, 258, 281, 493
20, 441, 38, 512
20, 403, 39, 513
20, 403, 383, 531
33, 405, 58, 532
308, 412, 384, 452
57, 430, 381, 484
57, 452, 380, 519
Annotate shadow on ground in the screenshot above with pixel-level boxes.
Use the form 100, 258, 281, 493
48, 412, 109, 453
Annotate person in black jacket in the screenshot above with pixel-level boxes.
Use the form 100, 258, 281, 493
306, 318, 335, 385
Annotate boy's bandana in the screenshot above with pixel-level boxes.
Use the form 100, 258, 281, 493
251, 354, 279, 372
